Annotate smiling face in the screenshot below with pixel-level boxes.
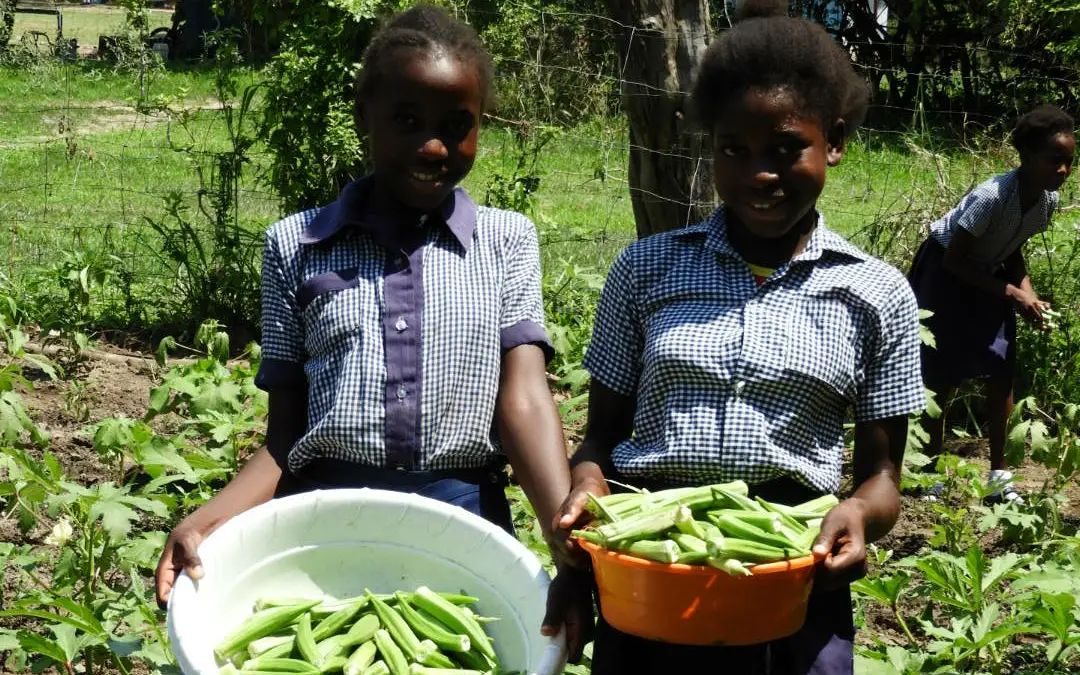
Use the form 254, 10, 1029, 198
711, 87, 844, 240
1020, 131, 1075, 193
358, 48, 483, 213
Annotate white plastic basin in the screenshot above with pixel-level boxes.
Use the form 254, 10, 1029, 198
166, 488, 566, 674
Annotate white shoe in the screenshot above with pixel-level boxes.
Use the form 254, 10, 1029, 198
986, 469, 1023, 504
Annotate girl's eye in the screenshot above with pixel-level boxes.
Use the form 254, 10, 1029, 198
445, 117, 475, 139
720, 146, 741, 158
393, 113, 420, 129
775, 142, 803, 158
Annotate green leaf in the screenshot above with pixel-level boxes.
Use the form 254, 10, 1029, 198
982, 552, 1022, 594
147, 385, 171, 415
189, 380, 242, 415
50, 624, 82, 662
87, 485, 139, 542
1029, 592, 1076, 640
1060, 439, 1080, 478
51, 597, 106, 636
155, 336, 177, 367
0, 631, 21, 651
852, 573, 909, 606
1029, 419, 1050, 458
108, 634, 143, 658
92, 417, 136, 456
119, 531, 168, 571
17, 632, 67, 666
1005, 419, 1030, 467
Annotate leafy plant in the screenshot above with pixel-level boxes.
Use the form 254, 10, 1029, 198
140, 39, 263, 341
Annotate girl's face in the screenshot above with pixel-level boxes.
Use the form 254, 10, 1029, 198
359, 49, 483, 212
711, 87, 844, 239
1020, 132, 1075, 193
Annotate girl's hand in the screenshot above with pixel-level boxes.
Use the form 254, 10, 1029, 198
1008, 286, 1049, 325
541, 565, 595, 663
811, 498, 869, 590
155, 520, 206, 608
550, 471, 610, 569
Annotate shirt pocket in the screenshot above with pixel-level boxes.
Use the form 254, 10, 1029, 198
781, 294, 859, 402
298, 268, 374, 359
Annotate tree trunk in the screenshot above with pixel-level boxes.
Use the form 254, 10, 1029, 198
605, 0, 714, 238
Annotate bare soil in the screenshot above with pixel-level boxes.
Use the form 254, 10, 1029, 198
4, 342, 1076, 669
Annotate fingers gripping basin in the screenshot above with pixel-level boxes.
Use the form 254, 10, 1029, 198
166, 488, 567, 674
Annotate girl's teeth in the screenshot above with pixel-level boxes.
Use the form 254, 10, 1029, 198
412, 172, 440, 181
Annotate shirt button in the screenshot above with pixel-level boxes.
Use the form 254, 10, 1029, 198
733, 380, 746, 396
395, 316, 408, 332
396, 386, 408, 400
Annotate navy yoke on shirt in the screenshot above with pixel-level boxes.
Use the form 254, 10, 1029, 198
255, 178, 553, 473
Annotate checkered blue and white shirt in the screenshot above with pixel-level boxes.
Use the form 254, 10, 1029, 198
930, 169, 1059, 268
256, 179, 552, 473
585, 208, 925, 494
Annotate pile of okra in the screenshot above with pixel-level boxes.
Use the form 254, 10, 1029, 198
214, 585, 517, 675
573, 480, 838, 575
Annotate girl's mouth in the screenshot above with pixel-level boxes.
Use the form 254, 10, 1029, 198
410, 169, 445, 182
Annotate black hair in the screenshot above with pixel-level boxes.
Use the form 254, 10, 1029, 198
690, 0, 869, 137
356, 5, 494, 110
1011, 104, 1074, 153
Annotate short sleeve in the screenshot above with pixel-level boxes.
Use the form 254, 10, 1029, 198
953, 189, 1001, 239
499, 216, 554, 362
854, 277, 926, 421
582, 248, 642, 397
255, 229, 307, 390
1047, 191, 1060, 223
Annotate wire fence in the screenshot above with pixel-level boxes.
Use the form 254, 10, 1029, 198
3, 5, 1080, 301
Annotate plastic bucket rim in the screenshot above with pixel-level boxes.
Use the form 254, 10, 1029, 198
576, 537, 824, 575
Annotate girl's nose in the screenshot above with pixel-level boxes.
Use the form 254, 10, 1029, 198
419, 137, 449, 159
750, 159, 779, 185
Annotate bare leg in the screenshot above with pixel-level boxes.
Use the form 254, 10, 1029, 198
985, 373, 1014, 472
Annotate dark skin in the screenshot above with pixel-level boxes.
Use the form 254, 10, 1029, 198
155, 49, 573, 608
922, 131, 1075, 467
544, 87, 911, 654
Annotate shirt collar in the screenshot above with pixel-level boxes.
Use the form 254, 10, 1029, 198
300, 176, 477, 252
677, 207, 870, 265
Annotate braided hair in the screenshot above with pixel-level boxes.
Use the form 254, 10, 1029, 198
357, 5, 494, 110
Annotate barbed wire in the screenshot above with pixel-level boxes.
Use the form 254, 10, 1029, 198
3, 8, 1079, 289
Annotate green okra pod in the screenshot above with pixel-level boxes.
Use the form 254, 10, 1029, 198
215, 600, 320, 663
411, 586, 496, 661
372, 628, 409, 675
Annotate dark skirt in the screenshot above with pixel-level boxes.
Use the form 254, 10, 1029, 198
273, 459, 516, 535
589, 475, 854, 675
907, 238, 1016, 386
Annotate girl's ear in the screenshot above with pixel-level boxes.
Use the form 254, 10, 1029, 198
826, 118, 847, 167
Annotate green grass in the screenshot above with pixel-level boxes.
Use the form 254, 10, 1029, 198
464, 118, 637, 272
5, 58, 1080, 322
12, 6, 174, 52
0, 61, 271, 300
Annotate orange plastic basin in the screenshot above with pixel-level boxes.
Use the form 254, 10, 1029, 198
578, 539, 823, 646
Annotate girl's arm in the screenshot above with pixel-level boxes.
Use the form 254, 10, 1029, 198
154, 387, 307, 606
495, 344, 573, 554
540, 379, 635, 660
944, 229, 1047, 322
812, 414, 907, 588
554, 379, 636, 534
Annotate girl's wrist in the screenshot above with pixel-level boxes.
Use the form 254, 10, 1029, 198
570, 464, 607, 494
